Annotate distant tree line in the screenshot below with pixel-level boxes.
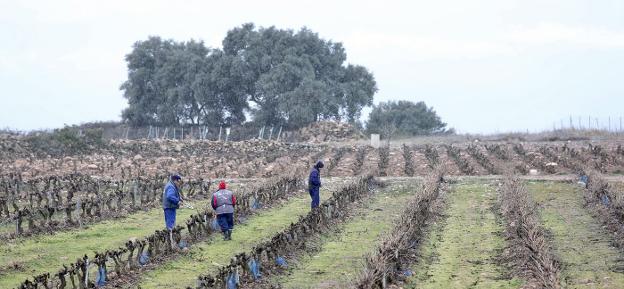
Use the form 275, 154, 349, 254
121, 23, 377, 129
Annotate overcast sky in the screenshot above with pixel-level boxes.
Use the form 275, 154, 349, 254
1, 0, 623, 133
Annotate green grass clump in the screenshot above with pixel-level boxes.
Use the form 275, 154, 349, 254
407, 181, 522, 289
137, 194, 313, 289
276, 184, 416, 289
0, 199, 210, 288
528, 181, 624, 289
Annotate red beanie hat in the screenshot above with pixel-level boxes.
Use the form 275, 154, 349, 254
219, 180, 226, 190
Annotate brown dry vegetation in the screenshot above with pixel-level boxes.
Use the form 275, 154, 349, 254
498, 177, 561, 288
3, 131, 624, 289
354, 167, 445, 289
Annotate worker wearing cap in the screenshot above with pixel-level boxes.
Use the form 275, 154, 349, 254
163, 174, 184, 230
212, 180, 236, 240
308, 161, 324, 209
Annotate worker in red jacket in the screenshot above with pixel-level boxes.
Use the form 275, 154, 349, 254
212, 180, 236, 240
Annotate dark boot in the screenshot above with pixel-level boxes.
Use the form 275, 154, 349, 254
222, 230, 228, 241
226, 230, 232, 241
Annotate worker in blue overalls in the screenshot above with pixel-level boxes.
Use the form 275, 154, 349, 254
163, 174, 184, 231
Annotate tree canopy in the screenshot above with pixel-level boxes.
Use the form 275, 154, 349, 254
120, 37, 247, 127
120, 23, 377, 129
366, 100, 448, 137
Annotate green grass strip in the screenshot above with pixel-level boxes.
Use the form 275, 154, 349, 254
0, 199, 210, 288
274, 183, 416, 289
407, 181, 522, 289
136, 193, 315, 289
528, 181, 624, 288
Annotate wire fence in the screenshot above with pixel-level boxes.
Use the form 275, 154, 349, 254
552, 115, 624, 133
99, 125, 295, 142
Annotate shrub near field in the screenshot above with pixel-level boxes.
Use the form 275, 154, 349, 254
24, 127, 106, 157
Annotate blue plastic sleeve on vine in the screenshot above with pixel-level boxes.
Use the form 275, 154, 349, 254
139, 252, 149, 265
210, 219, 220, 231
227, 272, 239, 289
247, 259, 261, 280
95, 267, 106, 286
275, 256, 288, 267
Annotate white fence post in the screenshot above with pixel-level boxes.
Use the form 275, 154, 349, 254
84, 257, 90, 287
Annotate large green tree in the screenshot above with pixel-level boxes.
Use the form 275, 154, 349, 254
192, 51, 248, 126
120, 36, 172, 125
121, 37, 248, 127
222, 23, 377, 128
120, 24, 377, 128
366, 100, 448, 137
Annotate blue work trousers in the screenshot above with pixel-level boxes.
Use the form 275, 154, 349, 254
217, 213, 234, 232
309, 189, 320, 208
164, 208, 177, 230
